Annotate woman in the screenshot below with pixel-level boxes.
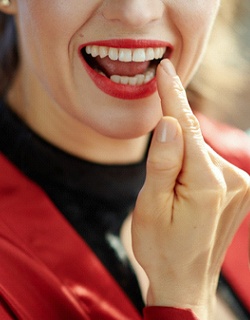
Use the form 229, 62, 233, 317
0, 0, 249, 319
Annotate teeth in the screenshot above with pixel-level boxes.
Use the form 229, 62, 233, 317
145, 48, 155, 61
90, 45, 99, 57
109, 47, 119, 61
118, 48, 132, 62
110, 68, 155, 86
85, 45, 166, 62
85, 45, 164, 85
99, 46, 108, 58
132, 49, 146, 62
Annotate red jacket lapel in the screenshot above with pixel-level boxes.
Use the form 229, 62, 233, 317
0, 154, 141, 320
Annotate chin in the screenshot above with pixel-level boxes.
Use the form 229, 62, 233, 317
96, 110, 161, 140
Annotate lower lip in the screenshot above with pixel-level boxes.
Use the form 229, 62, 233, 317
78, 52, 157, 100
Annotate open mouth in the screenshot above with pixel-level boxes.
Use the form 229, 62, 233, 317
81, 45, 172, 86
78, 40, 173, 99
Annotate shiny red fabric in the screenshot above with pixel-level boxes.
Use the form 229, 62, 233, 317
0, 154, 139, 319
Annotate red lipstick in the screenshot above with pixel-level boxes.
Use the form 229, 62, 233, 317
78, 39, 173, 100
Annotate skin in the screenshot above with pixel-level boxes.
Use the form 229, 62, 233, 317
1, 0, 250, 319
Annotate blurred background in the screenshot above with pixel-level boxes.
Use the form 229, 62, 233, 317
188, 0, 250, 133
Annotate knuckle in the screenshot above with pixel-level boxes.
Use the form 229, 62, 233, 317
227, 166, 250, 193
200, 168, 228, 202
210, 177, 227, 200
210, 167, 227, 189
226, 170, 250, 214
173, 76, 187, 99
213, 176, 227, 193
239, 170, 250, 187
212, 166, 250, 209
237, 171, 250, 198
181, 112, 201, 133
172, 77, 201, 133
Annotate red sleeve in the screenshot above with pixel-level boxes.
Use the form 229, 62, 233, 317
0, 299, 16, 320
143, 306, 199, 320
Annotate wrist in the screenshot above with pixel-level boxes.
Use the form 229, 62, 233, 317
143, 306, 199, 320
146, 282, 216, 320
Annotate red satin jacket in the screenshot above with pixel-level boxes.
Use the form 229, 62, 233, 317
0, 113, 249, 319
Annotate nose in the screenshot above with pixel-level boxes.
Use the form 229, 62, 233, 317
102, 0, 164, 28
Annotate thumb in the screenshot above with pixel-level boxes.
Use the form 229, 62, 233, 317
144, 116, 183, 197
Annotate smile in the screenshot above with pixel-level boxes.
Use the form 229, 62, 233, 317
78, 39, 173, 100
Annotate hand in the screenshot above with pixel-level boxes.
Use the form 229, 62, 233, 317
131, 59, 250, 319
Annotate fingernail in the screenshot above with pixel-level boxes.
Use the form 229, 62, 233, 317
156, 118, 177, 143
160, 59, 176, 77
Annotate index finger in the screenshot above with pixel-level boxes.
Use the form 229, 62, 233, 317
156, 59, 216, 185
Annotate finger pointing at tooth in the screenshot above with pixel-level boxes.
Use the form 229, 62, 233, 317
156, 59, 215, 186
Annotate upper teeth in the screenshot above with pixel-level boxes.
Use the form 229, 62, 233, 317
85, 45, 166, 62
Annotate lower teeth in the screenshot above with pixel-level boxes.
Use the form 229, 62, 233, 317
96, 68, 155, 85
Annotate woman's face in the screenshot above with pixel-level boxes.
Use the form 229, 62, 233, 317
13, 0, 220, 139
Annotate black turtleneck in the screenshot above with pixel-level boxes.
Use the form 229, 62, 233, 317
0, 99, 146, 312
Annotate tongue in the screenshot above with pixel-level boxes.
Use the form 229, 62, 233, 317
95, 56, 151, 77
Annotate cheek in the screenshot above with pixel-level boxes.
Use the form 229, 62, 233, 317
16, 1, 91, 104
17, 2, 71, 83
171, 0, 220, 33
17, 1, 101, 75
18, 2, 78, 62
17, 0, 107, 106
18, 0, 104, 47
169, 0, 220, 84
